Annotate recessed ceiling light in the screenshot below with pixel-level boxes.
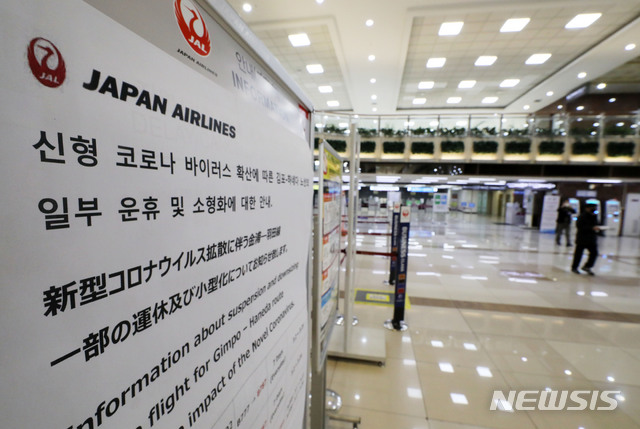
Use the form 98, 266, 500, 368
242, 3, 252, 12
427, 57, 446, 68
288, 33, 310, 47
439, 21, 464, 36
625, 43, 637, 51
372, 107, 377, 112
318, 85, 333, 93
576, 105, 585, 111
596, 82, 607, 90
306, 64, 324, 74
577, 72, 587, 79
413, 98, 427, 105
368, 54, 376, 61
525, 53, 552, 65
458, 80, 476, 89
315, 0, 324, 3
501, 18, 530, 33
447, 97, 462, 104
450, 393, 469, 405
482, 96, 498, 104
370, 78, 376, 84
609, 97, 616, 102
565, 13, 601, 29
546, 91, 554, 96
327, 100, 340, 107
500, 79, 520, 88
365, 19, 374, 27
418, 81, 435, 89
523, 105, 530, 110
371, 94, 377, 100
475, 55, 497, 66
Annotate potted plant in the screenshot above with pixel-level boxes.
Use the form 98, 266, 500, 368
572, 141, 599, 156
360, 141, 376, 154
326, 139, 347, 153
473, 141, 498, 154
441, 140, 464, 153
505, 140, 531, 154
606, 141, 635, 157
539, 140, 564, 155
382, 141, 405, 154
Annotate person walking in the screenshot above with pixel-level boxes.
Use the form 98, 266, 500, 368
571, 204, 601, 275
556, 199, 576, 246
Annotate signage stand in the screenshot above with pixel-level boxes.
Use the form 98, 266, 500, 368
328, 127, 385, 364
385, 206, 411, 331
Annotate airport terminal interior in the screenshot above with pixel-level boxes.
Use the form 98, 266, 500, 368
224, 0, 640, 428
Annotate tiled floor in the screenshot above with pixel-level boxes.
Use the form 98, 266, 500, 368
326, 210, 640, 428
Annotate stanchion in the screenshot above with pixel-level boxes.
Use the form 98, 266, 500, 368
386, 202, 401, 286
384, 206, 411, 332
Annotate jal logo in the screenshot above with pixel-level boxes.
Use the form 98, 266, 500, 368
401, 207, 410, 218
27, 37, 66, 88
174, 0, 211, 57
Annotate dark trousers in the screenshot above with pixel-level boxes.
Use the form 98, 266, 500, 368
571, 243, 598, 270
555, 222, 571, 245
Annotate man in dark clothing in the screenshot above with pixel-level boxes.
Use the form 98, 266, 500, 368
556, 200, 576, 246
571, 204, 600, 275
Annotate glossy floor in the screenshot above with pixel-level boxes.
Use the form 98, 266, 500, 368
326, 211, 640, 429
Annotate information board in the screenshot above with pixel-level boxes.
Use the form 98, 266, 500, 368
0, 1, 312, 429
540, 195, 561, 234
313, 142, 342, 369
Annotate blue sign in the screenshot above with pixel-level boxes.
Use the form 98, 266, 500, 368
392, 206, 411, 328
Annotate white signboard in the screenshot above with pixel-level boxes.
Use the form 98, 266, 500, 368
540, 195, 561, 233
433, 193, 449, 213
0, 1, 312, 429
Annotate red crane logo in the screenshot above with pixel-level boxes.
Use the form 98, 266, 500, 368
27, 37, 66, 88
174, 0, 211, 57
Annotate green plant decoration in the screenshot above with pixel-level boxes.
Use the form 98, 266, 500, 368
572, 141, 599, 155
411, 142, 434, 154
360, 141, 376, 153
380, 128, 396, 137
441, 140, 464, 153
324, 124, 347, 135
314, 137, 320, 149
382, 141, 405, 154
473, 141, 498, 154
412, 127, 427, 136
539, 141, 564, 155
357, 128, 377, 137
505, 140, 531, 154
606, 141, 635, 157
326, 139, 347, 153
604, 125, 633, 136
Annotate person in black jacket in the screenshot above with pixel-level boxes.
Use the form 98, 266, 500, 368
571, 204, 601, 275
556, 200, 576, 246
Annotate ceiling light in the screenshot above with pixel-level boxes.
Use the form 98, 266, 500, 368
458, 80, 476, 89
370, 78, 376, 84
288, 33, 310, 47
609, 97, 616, 103
501, 18, 530, 33
577, 72, 587, 79
431, 340, 444, 348
439, 21, 464, 36
242, 3, 252, 12
463, 343, 477, 351
576, 105, 584, 111
371, 94, 377, 101
372, 107, 377, 112
523, 105, 530, 110
418, 81, 435, 89
413, 98, 427, 105
596, 82, 606, 89
318, 85, 333, 93
477, 367, 493, 378
365, 19, 374, 27
447, 97, 461, 104
482, 96, 498, 104
475, 55, 497, 66
368, 54, 376, 61
500, 79, 520, 88
426, 57, 446, 68
546, 91, 554, 96
525, 53, 551, 65
326, 100, 339, 107
565, 13, 601, 29
450, 393, 469, 405
439, 362, 455, 373
626, 43, 637, 51
306, 64, 324, 74
557, 104, 563, 109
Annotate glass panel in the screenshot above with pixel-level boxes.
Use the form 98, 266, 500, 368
379, 116, 409, 137
469, 115, 500, 137
569, 115, 599, 139
409, 116, 439, 136
439, 116, 468, 137
500, 115, 530, 138
603, 115, 636, 137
